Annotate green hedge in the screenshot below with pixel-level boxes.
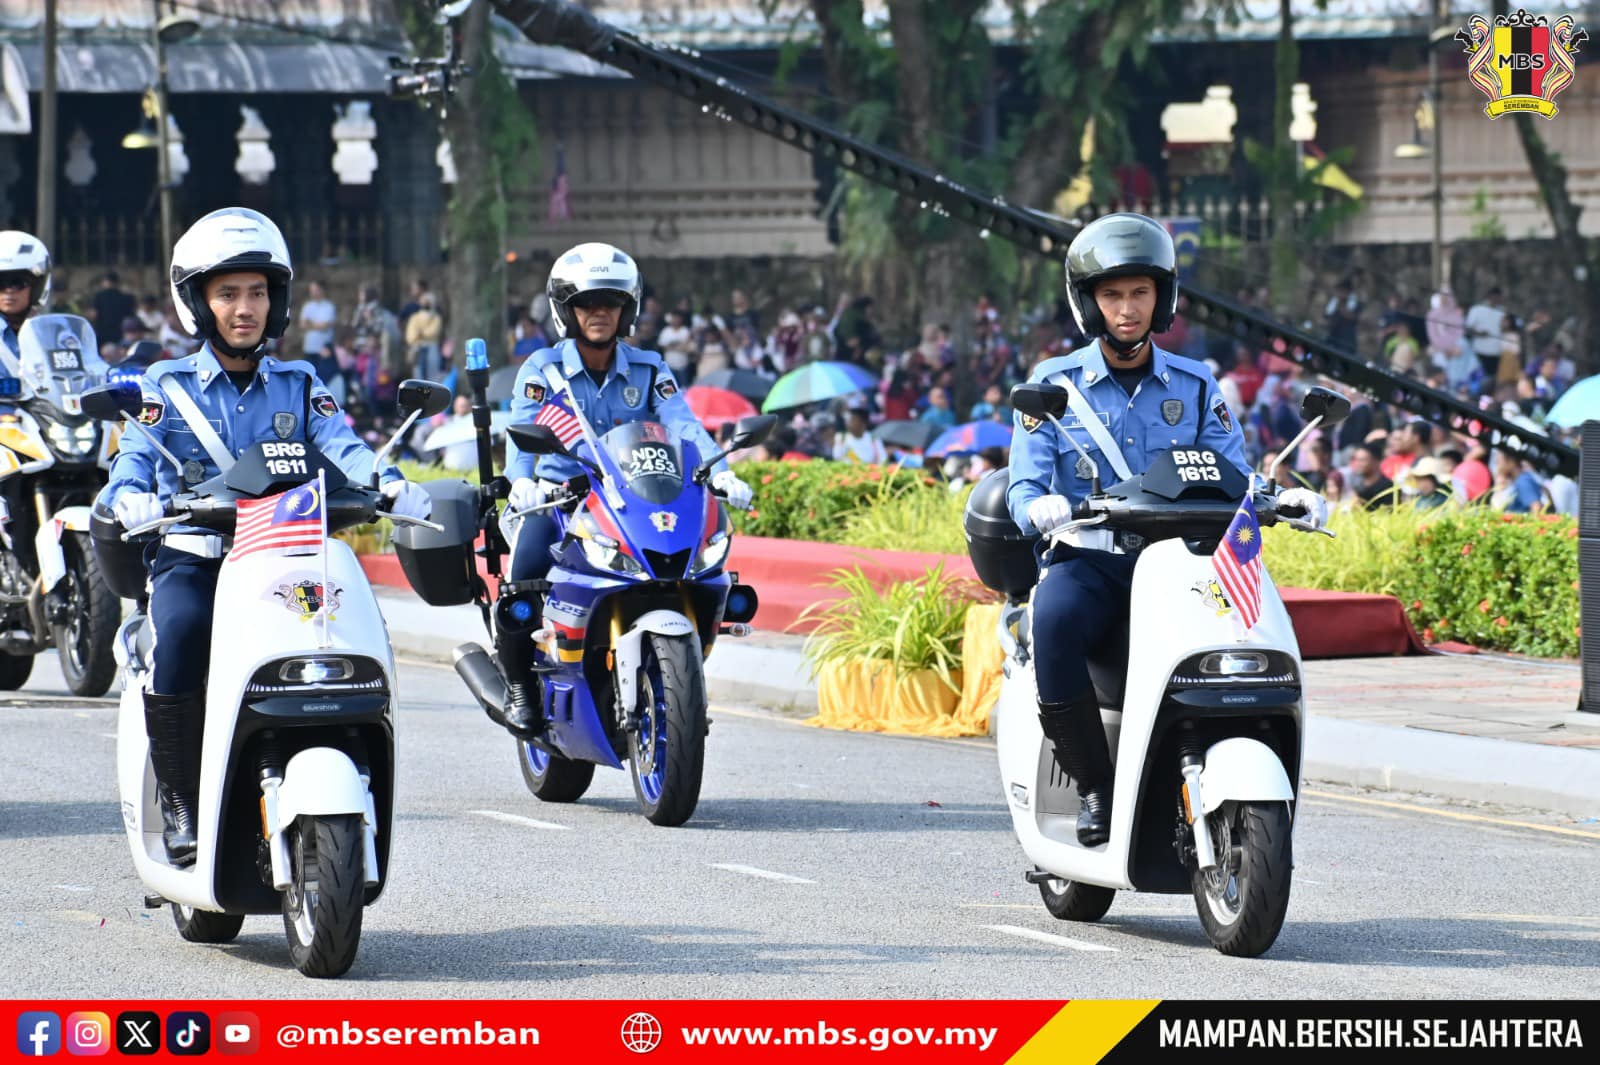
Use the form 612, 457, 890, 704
728, 462, 938, 542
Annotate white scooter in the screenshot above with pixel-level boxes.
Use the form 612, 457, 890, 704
972, 383, 1348, 957
82, 378, 449, 978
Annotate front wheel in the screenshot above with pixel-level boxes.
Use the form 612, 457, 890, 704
53, 532, 120, 697
518, 739, 595, 802
283, 814, 366, 978
626, 632, 706, 827
1191, 800, 1293, 957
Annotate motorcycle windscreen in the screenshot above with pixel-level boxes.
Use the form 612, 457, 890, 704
598, 421, 687, 504
16, 314, 109, 416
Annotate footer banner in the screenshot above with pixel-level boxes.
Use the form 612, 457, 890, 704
6, 1000, 1592, 1061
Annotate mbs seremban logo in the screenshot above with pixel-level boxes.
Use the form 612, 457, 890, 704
1456, 8, 1587, 119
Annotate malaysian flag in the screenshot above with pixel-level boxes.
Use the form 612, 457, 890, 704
1211, 496, 1264, 630
547, 142, 571, 223
532, 386, 584, 447
233, 477, 326, 558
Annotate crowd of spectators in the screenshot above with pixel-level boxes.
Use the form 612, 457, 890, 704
48, 268, 1587, 515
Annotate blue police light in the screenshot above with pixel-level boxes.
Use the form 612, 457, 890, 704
509, 598, 535, 623
726, 588, 754, 622
466, 338, 488, 372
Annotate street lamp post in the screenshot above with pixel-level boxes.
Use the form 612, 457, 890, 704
1428, 0, 1444, 291
151, 0, 175, 259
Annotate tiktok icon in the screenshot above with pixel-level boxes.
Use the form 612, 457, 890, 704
166, 1012, 211, 1056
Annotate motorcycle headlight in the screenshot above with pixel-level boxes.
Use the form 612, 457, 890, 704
46, 420, 98, 457
579, 534, 644, 576
694, 529, 731, 574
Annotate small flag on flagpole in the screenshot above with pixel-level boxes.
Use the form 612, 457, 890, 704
531, 387, 584, 447
233, 480, 326, 558
547, 142, 571, 224
316, 468, 332, 647
1211, 495, 1264, 630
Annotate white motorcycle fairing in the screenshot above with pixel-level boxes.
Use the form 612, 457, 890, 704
995, 536, 1304, 892
117, 538, 395, 912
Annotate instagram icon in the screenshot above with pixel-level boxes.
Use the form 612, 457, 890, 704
66, 1012, 111, 1056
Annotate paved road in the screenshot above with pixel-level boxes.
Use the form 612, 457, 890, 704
5, 653, 1599, 998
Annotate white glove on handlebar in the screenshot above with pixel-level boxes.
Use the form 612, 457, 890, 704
380, 480, 433, 522
1276, 487, 1329, 530
114, 492, 164, 530
1026, 494, 1073, 536
507, 477, 543, 511
711, 470, 753, 510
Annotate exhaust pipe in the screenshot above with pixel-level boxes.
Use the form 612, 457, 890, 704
453, 643, 509, 724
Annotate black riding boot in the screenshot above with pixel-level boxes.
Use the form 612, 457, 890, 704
1038, 691, 1114, 847
495, 597, 544, 738
143, 691, 202, 866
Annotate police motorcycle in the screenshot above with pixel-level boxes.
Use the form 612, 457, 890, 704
396, 339, 768, 827
0, 313, 121, 696
82, 377, 450, 978
965, 383, 1348, 957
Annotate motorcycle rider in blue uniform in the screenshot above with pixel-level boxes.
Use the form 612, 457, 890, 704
496, 242, 753, 737
0, 231, 52, 552
1007, 212, 1327, 846
98, 208, 433, 865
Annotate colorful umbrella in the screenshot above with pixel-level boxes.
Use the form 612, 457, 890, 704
761, 361, 877, 412
926, 420, 1014, 457
684, 385, 758, 430
695, 368, 774, 403
1544, 374, 1600, 428
873, 419, 942, 452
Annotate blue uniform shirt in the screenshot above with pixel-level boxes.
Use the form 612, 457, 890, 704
0, 318, 20, 372
101, 344, 398, 507
506, 339, 726, 483
1007, 341, 1249, 533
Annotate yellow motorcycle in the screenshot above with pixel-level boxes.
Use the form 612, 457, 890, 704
0, 314, 122, 695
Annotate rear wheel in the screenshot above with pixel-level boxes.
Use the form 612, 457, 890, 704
517, 739, 595, 802
1191, 800, 1293, 957
172, 904, 244, 944
1038, 876, 1116, 922
53, 532, 120, 697
283, 814, 366, 978
627, 632, 706, 827
0, 651, 33, 690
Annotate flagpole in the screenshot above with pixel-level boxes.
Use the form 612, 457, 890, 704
318, 468, 332, 650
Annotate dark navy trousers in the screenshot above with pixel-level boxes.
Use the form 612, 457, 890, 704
1030, 546, 1138, 704
146, 545, 224, 697
508, 514, 563, 582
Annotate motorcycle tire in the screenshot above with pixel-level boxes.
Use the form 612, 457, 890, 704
0, 652, 34, 690
283, 813, 366, 979
1038, 876, 1115, 922
52, 532, 120, 698
1191, 799, 1293, 958
626, 631, 706, 827
517, 739, 595, 802
172, 903, 245, 944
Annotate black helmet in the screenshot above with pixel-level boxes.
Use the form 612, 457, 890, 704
1064, 213, 1178, 345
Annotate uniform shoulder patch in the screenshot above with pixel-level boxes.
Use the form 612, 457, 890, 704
136, 399, 165, 426
1019, 412, 1043, 433
1211, 395, 1234, 434
524, 381, 547, 404
311, 393, 340, 418
654, 379, 679, 401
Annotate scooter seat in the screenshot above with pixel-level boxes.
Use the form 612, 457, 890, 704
1085, 626, 1128, 712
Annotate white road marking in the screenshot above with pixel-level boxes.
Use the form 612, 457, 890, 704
711, 863, 815, 884
53, 885, 93, 893
985, 923, 1118, 952
470, 809, 571, 832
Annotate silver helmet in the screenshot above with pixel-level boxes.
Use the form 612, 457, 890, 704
546, 242, 642, 340
0, 230, 52, 312
169, 207, 293, 350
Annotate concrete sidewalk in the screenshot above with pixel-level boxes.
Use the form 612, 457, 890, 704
375, 588, 1600, 821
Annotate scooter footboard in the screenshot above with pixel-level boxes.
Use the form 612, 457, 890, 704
1196, 736, 1295, 815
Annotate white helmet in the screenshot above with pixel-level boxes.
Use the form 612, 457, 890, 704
0, 230, 52, 312
546, 242, 642, 339
169, 207, 293, 350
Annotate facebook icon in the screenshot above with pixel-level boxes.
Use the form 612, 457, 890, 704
16, 1012, 61, 1057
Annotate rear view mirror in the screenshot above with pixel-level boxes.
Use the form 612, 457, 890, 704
730, 414, 777, 449
80, 383, 141, 423
1009, 383, 1069, 420
508, 423, 566, 456
397, 378, 452, 419
1300, 386, 1351, 427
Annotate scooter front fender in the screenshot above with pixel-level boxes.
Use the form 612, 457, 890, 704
1197, 736, 1295, 815
274, 748, 370, 822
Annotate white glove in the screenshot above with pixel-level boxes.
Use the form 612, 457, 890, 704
1276, 487, 1329, 529
507, 477, 543, 511
710, 470, 753, 510
1026, 494, 1073, 536
114, 492, 164, 530
380, 480, 433, 522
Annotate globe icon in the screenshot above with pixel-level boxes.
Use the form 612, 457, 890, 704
620, 1011, 663, 1054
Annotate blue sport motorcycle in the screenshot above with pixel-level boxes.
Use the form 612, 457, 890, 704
410, 342, 772, 826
